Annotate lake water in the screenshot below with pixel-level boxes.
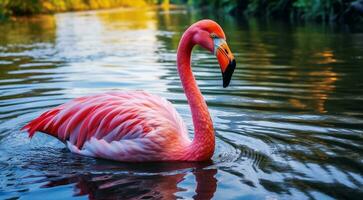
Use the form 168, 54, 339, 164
0, 7, 362, 200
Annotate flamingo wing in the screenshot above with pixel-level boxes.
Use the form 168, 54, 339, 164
22, 91, 190, 161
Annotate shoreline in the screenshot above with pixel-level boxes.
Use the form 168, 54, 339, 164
0, 0, 151, 19
1, 1, 362, 28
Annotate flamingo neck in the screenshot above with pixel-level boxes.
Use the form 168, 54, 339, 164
177, 28, 215, 161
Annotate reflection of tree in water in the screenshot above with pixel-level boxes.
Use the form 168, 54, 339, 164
155, 6, 194, 50
96, 7, 157, 30
0, 15, 56, 44
288, 50, 338, 113
0, 15, 61, 102
230, 20, 341, 113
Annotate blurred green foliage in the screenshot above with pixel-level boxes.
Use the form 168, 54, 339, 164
1, 0, 362, 23
181, 0, 363, 23
0, 0, 148, 19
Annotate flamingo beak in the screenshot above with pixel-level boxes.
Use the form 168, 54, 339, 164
214, 39, 236, 88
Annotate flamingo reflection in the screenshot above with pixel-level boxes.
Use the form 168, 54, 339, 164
41, 161, 217, 200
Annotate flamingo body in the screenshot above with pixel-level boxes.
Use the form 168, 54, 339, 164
23, 92, 192, 162
22, 20, 236, 162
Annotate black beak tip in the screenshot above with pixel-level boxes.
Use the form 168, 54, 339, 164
222, 59, 236, 88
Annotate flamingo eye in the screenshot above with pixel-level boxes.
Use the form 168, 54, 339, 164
210, 33, 218, 39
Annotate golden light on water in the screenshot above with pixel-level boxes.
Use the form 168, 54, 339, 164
316, 50, 338, 64
51, 7, 168, 96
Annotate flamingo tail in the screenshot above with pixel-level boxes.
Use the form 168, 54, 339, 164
22, 109, 60, 138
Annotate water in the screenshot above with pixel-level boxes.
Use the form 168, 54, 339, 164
1, 7, 363, 200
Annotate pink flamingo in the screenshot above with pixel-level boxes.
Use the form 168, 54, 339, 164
22, 20, 236, 162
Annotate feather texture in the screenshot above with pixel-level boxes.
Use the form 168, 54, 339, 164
23, 92, 191, 161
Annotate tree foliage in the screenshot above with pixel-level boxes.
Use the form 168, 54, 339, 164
0, 0, 147, 17
1, 0, 362, 23
181, 0, 363, 23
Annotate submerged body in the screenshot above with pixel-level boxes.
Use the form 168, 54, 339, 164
22, 19, 236, 162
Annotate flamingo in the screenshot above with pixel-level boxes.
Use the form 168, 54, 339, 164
22, 19, 236, 162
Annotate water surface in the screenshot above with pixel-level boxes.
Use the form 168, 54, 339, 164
1, 7, 363, 200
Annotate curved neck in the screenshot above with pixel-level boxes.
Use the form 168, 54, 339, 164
177, 28, 215, 161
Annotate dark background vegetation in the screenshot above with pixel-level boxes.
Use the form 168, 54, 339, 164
1, 0, 363, 24
185, 0, 363, 24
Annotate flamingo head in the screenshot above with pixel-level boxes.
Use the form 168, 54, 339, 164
192, 19, 236, 88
